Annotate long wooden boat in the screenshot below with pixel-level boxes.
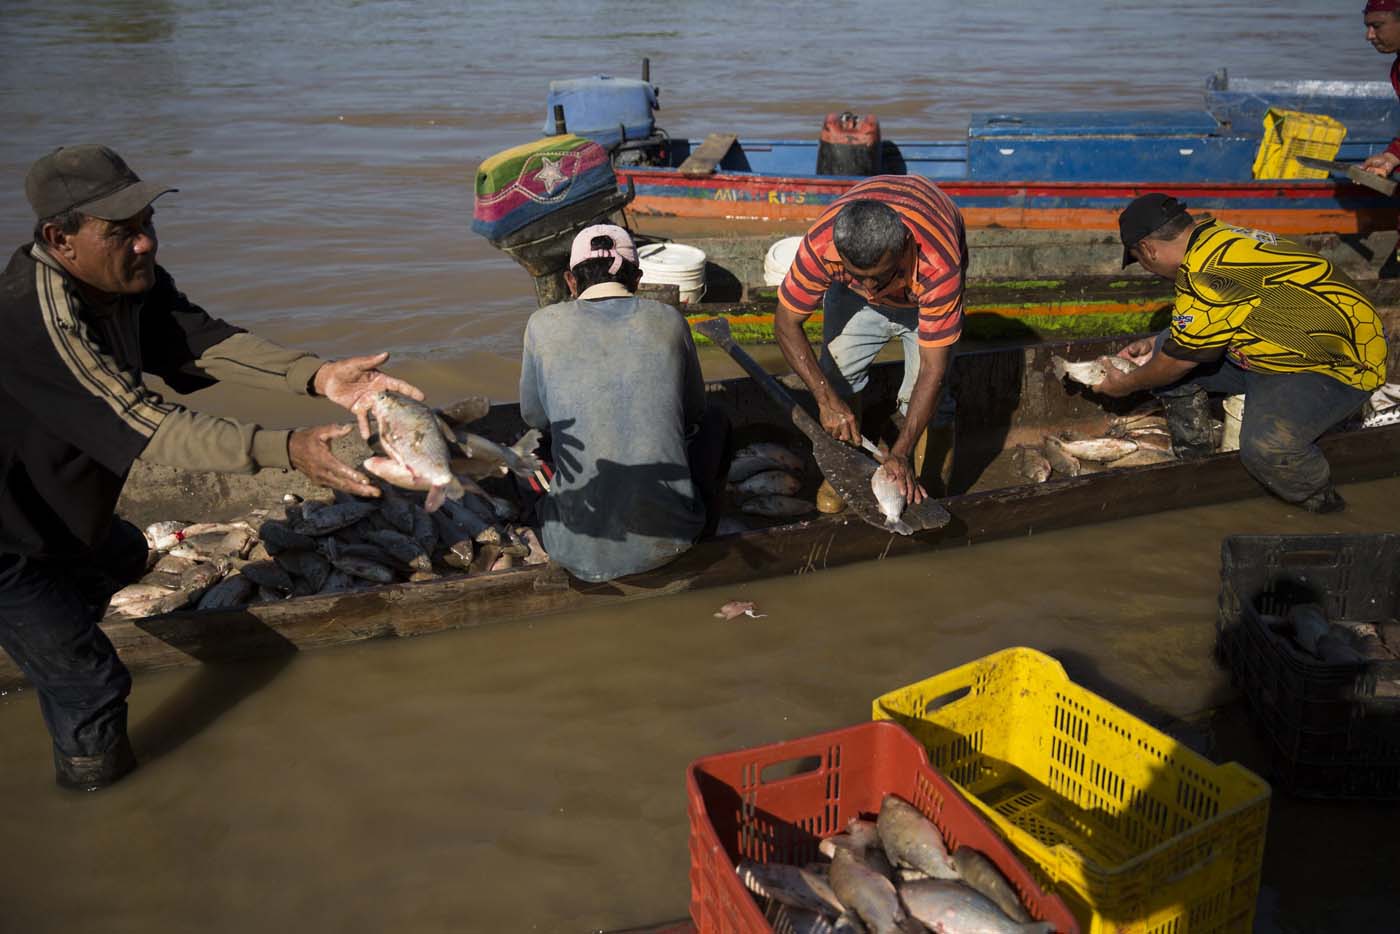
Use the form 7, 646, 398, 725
607, 77, 1400, 234
3, 319, 1398, 692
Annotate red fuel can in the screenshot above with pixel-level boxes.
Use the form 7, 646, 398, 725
817, 111, 882, 176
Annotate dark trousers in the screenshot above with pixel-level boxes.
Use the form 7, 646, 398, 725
0, 520, 147, 758
1156, 344, 1369, 503
687, 403, 735, 538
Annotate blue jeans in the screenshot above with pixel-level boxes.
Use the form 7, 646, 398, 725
819, 285, 955, 427
0, 520, 147, 758
1154, 335, 1369, 503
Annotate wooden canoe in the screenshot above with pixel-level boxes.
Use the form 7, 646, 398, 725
2, 319, 1398, 692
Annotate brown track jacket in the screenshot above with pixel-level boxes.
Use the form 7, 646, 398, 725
0, 244, 324, 557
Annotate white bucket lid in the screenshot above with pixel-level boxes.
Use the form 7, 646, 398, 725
638, 242, 707, 273
763, 235, 804, 286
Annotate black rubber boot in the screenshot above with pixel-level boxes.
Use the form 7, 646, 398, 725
54, 733, 137, 792
1299, 486, 1347, 514
1161, 389, 1217, 459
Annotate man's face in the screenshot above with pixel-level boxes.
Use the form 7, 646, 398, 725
1366, 12, 1400, 54
1128, 238, 1183, 281
840, 240, 907, 294
55, 207, 158, 296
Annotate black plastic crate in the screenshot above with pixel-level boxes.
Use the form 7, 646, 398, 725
1217, 533, 1400, 799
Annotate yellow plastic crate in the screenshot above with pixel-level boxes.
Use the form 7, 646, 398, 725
871, 648, 1271, 934
1251, 107, 1346, 180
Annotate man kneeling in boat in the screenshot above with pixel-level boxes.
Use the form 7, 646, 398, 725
1095, 193, 1387, 513
518, 225, 731, 583
0, 145, 424, 791
773, 175, 966, 513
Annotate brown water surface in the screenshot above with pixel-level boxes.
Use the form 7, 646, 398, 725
2, 3, 1398, 932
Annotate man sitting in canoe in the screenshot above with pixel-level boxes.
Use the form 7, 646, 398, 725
773, 175, 966, 513
518, 224, 731, 582
1094, 193, 1388, 513
0, 145, 424, 791
1363, 0, 1400, 183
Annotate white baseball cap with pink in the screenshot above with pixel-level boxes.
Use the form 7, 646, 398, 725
568, 224, 638, 274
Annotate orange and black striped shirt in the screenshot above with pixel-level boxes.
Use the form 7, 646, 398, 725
777, 175, 967, 348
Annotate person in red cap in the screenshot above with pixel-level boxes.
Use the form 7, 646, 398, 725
1093, 194, 1387, 513
1, 145, 424, 791
517, 224, 732, 583
1363, 0, 1400, 180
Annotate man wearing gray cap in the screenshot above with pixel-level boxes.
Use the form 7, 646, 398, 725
0, 145, 424, 791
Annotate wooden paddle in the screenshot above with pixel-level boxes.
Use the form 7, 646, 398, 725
694, 316, 951, 533
1295, 156, 1398, 197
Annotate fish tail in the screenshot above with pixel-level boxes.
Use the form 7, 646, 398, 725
509, 429, 543, 474
425, 486, 447, 513
886, 518, 914, 536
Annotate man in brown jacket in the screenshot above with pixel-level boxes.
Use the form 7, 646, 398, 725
0, 145, 423, 790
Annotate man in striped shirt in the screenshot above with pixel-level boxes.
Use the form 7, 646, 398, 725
774, 176, 967, 511
1, 145, 423, 790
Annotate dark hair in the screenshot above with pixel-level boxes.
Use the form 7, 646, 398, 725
832, 200, 906, 268
571, 235, 641, 292
33, 208, 87, 245
1140, 211, 1196, 244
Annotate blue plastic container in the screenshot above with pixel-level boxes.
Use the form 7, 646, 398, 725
543, 76, 658, 150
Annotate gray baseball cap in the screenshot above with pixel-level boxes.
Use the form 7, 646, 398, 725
25, 145, 176, 220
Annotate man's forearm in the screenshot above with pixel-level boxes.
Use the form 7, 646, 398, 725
1121, 349, 1198, 394
892, 346, 950, 459
775, 310, 838, 406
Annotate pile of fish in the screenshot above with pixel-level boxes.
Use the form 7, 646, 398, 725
1012, 411, 1177, 483
1263, 603, 1400, 687
106, 393, 550, 620
736, 794, 1053, 934
727, 442, 816, 519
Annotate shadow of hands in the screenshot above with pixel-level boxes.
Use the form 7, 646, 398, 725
548, 418, 586, 481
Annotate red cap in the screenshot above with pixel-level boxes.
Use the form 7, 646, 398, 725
1366, 0, 1400, 13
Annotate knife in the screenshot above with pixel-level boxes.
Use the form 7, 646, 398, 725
1294, 156, 1398, 197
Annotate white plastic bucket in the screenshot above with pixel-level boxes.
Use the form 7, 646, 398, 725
1221, 394, 1246, 452
638, 242, 706, 304
762, 235, 804, 286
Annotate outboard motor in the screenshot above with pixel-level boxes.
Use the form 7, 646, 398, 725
817, 111, 882, 176
472, 133, 633, 306
542, 59, 669, 167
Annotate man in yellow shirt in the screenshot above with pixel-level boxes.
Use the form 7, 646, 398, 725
1095, 194, 1387, 513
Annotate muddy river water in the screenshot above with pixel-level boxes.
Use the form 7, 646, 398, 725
1, 2, 1397, 932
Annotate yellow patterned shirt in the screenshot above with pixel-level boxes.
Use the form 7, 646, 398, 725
1162, 220, 1387, 391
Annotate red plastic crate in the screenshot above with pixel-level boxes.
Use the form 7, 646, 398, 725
686, 721, 1080, 933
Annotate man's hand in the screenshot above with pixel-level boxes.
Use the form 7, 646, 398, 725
1117, 338, 1156, 366
1363, 152, 1400, 178
881, 454, 927, 505
1094, 362, 1137, 398
289, 424, 380, 497
313, 352, 425, 440
818, 397, 861, 445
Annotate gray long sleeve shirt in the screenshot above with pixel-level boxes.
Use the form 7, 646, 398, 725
519, 284, 706, 582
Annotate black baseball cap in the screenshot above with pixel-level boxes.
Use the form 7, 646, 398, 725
1119, 193, 1188, 267
25, 145, 176, 221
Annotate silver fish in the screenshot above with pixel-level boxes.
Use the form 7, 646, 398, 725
1041, 436, 1081, 478
144, 520, 187, 551
951, 847, 1034, 924
1051, 354, 1137, 388
871, 464, 914, 536
829, 847, 917, 934
196, 574, 256, 610
1109, 413, 1168, 435
1126, 428, 1173, 452
734, 443, 805, 473
178, 528, 255, 560
435, 395, 492, 428
876, 795, 959, 880
735, 469, 803, 499
150, 554, 200, 576
1058, 437, 1139, 463
1011, 446, 1052, 484
741, 495, 816, 519
1107, 448, 1175, 469
737, 859, 846, 917
1288, 603, 1364, 663
448, 427, 542, 480
728, 455, 788, 484
108, 583, 176, 608
365, 390, 460, 511
898, 879, 1052, 933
